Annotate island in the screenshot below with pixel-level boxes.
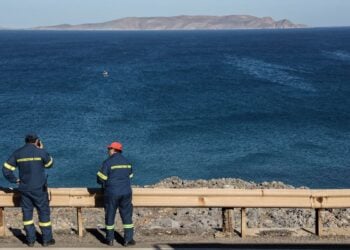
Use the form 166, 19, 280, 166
34, 15, 307, 30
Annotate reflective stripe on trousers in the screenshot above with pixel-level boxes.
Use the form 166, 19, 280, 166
104, 193, 134, 242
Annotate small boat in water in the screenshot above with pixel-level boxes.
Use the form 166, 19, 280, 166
102, 70, 109, 77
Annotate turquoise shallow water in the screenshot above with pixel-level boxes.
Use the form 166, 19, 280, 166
0, 28, 349, 188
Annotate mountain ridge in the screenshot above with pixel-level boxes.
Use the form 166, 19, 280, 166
34, 15, 307, 30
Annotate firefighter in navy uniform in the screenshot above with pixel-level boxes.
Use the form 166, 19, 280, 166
97, 141, 135, 247
2, 134, 55, 247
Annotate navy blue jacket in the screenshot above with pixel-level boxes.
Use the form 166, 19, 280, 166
2, 143, 53, 191
97, 152, 133, 195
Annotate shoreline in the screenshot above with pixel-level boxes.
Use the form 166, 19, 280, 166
142, 176, 299, 189
4, 27, 350, 32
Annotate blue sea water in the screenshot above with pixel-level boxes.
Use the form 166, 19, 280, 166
0, 28, 349, 188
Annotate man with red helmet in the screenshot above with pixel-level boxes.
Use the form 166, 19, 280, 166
97, 141, 135, 247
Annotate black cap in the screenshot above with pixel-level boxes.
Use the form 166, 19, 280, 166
25, 133, 39, 143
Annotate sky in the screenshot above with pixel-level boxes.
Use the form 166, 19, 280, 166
0, 0, 349, 28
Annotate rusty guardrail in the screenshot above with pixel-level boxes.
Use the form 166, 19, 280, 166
1, 188, 350, 237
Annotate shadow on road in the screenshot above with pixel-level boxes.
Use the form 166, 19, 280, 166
85, 228, 105, 244
8, 227, 43, 245
85, 228, 124, 246
152, 243, 350, 250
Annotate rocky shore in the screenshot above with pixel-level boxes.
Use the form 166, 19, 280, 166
4, 177, 350, 238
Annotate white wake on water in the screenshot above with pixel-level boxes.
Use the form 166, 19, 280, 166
225, 56, 316, 92
323, 50, 350, 62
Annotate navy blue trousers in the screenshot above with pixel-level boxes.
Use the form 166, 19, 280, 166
104, 192, 134, 242
21, 188, 53, 243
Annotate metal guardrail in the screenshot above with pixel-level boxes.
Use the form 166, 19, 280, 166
1, 188, 350, 237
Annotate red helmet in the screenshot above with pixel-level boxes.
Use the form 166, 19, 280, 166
107, 142, 123, 151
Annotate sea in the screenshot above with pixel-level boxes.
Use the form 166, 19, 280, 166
0, 28, 349, 188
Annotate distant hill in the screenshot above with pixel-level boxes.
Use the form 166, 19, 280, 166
34, 15, 307, 30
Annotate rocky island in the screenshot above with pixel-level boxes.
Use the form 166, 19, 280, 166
34, 15, 307, 30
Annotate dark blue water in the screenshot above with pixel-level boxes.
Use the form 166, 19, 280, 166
0, 28, 349, 188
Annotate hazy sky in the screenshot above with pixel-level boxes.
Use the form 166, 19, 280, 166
1, 0, 349, 28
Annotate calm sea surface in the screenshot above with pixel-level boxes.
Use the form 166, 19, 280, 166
0, 28, 349, 188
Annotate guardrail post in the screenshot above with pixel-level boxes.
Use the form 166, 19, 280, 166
222, 208, 234, 234
241, 208, 246, 238
77, 207, 84, 237
0, 207, 5, 237
315, 208, 323, 237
